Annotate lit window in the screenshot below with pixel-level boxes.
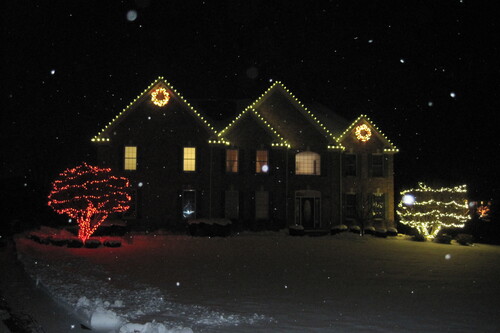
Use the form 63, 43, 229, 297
226, 149, 238, 173
295, 151, 320, 175
256, 150, 269, 173
124, 146, 137, 170
183, 147, 196, 171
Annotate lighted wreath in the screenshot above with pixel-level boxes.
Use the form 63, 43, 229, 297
151, 88, 170, 107
355, 124, 372, 142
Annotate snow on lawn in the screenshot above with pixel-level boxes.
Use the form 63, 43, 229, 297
16, 231, 500, 332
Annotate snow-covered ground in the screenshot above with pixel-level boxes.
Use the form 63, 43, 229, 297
11, 230, 500, 332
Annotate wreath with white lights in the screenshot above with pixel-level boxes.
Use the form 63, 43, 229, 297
355, 124, 372, 142
151, 88, 170, 107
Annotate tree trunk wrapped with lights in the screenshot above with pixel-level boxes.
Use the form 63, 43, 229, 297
48, 163, 131, 243
397, 183, 469, 239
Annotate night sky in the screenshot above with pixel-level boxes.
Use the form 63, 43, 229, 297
3, 1, 500, 207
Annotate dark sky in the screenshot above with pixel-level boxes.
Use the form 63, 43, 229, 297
3, 0, 499, 201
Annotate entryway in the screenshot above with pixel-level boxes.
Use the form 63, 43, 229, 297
295, 190, 321, 229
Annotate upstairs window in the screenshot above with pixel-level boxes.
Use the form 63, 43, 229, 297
295, 151, 321, 175
226, 149, 239, 173
344, 154, 357, 176
371, 154, 384, 177
183, 147, 196, 172
124, 146, 137, 170
256, 150, 269, 173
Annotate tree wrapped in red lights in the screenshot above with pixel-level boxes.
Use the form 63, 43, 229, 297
48, 163, 131, 243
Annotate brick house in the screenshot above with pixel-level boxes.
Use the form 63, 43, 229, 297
92, 77, 398, 233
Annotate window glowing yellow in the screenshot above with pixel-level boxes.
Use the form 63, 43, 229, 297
124, 146, 137, 170
183, 147, 196, 171
256, 150, 269, 173
226, 149, 238, 173
296, 151, 320, 175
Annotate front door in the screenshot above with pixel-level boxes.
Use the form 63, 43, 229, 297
295, 191, 321, 229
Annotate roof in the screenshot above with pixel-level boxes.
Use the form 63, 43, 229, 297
218, 81, 343, 149
216, 107, 290, 148
91, 77, 216, 142
91, 77, 397, 152
337, 114, 399, 153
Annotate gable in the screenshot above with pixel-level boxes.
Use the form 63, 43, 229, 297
245, 82, 340, 149
217, 108, 289, 148
91, 77, 215, 142
337, 115, 398, 153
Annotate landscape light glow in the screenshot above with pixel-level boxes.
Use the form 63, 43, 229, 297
402, 194, 415, 205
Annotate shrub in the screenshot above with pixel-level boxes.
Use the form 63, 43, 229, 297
84, 239, 101, 248
412, 234, 426, 242
67, 239, 84, 248
49, 238, 68, 247
103, 240, 121, 248
374, 228, 387, 238
289, 225, 304, 236
387, 227, 398, 236
364, 226, 375, 235
434, 233, 452, 244
456, 233, 474, 246
331, 224, 348, 235
350, 225, 361, 233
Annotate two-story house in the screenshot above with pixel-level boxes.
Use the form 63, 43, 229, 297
91, 77, 398, 233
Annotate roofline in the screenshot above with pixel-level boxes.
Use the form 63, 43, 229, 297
243, 81, 341, 146
336, 114, 399, 152
91, 76, 217, 142
216, 107, 290, 148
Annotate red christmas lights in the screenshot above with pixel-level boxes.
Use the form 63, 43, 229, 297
48, 163, 131, 243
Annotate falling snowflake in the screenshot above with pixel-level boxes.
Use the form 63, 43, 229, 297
126, 10, 138, 22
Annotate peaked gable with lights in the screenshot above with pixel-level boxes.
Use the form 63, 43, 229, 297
92, 77, 216, 143
336, 115, 398, 153
216, 108, 290, 148
237, 82, 341, 149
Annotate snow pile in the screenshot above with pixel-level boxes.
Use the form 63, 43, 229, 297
16, 234, 274, 332
186, 218, 231, 226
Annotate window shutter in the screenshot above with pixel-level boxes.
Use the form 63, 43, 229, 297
240, 149, 244, 174
341, 154, 346, 176
342, 193, 346, 219
320, 153, 327, 177
368, 154, 373, 177
222, 149, 227, 173
356, 153, 362, 178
